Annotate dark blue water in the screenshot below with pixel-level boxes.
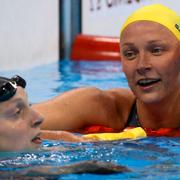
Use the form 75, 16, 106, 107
0, 60, 179, 179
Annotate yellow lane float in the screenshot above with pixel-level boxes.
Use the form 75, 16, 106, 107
83, 127, 147, 141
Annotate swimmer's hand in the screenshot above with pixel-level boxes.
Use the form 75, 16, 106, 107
40, 130, 92, 142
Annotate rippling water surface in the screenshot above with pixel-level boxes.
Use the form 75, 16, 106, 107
0, 138, 179, 179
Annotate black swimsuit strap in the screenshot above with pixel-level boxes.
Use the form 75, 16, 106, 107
125, 101, 141, 127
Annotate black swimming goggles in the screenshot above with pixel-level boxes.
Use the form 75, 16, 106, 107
0, 75, 26, 102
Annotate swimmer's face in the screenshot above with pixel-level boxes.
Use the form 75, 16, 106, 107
0, 87, 44, 151
120, 21, 180, 104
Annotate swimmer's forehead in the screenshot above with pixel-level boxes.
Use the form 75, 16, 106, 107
120, 4, 180, 41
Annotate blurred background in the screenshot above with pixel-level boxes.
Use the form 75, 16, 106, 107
0, 0, 179, 71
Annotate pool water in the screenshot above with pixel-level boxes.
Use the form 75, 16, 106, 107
0, 60, 128, 103
0, 60, 179, 179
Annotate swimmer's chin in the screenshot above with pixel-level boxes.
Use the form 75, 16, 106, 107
136, 92, 165, 104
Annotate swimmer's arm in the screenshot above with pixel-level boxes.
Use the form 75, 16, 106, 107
33, 87, 134, 131
40, 130, 90, 142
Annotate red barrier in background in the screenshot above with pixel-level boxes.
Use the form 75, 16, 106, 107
71, 34, 121, 61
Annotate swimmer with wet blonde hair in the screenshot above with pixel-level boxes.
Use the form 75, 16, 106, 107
33, 4, 180, 136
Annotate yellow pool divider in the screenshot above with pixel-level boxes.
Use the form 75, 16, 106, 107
83, 127, 147, 141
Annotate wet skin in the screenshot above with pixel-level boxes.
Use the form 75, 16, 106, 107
0, 87, 43, 151
0, 87, 91, 151
120, 21, 180, 127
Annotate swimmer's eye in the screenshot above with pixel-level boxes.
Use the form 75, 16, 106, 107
14, 104, 25, 117
7, 107, 22, 120
122, 50, 137, 60
14, 108, 22, 116
151, 47, 164, 56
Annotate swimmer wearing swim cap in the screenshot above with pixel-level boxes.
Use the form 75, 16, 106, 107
120, 4, 180, 41
0, 75, 92, 151
0, 76, 45, 151
0, 75, 26, 102
33, 4, 180, 135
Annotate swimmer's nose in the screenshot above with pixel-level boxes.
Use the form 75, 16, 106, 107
137, 53, 151, 75
137, 65, 151, 75
31, 109, 44, 128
